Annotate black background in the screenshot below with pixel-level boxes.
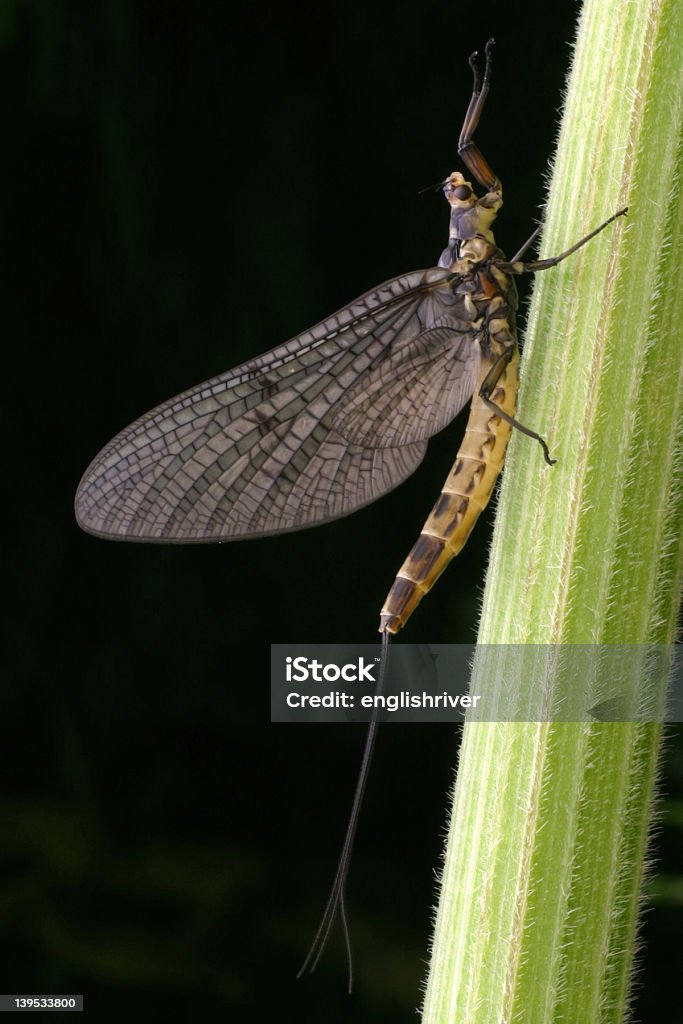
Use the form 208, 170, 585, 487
2, 2, 681, 1020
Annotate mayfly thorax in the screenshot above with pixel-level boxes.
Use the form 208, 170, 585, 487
74, 39, 627, 990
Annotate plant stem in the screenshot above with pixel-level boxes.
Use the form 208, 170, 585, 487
422, 0, 683, 1020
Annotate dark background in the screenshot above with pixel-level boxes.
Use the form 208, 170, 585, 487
2, 1, 681, 1020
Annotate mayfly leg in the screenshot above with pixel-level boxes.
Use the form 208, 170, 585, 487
484, 207, 629, 456
478, 348, 555, 467
497, 206, 628, 275
458, 37, 499, 191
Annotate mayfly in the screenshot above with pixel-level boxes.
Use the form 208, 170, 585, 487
75, 40, 626, 989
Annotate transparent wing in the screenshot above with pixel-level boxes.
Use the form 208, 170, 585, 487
75, 267, 481, 542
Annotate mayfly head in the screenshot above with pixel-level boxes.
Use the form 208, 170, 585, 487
444, 171, 501, 242
443, 172, 477, 209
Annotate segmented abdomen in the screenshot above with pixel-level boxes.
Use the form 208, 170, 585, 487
379, 346, 519, 634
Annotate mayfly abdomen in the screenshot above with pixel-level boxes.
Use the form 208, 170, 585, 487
379, 346, 519, 634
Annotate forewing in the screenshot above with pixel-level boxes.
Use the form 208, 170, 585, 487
75, 268, 478, 542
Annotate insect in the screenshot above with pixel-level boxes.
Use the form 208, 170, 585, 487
74, 39, 626, 988
74, 40, 624, 637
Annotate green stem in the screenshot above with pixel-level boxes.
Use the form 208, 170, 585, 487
422, 0, 683, 1021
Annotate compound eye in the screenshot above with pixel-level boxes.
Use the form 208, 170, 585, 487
454, 184, 472, 200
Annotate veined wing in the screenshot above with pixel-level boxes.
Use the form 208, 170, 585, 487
75, 268, 482, 542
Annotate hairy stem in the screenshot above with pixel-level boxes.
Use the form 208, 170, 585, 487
422, 0, 683, 1020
